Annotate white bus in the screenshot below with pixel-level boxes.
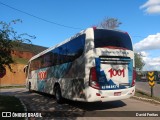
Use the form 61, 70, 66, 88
25, 27, 136, 103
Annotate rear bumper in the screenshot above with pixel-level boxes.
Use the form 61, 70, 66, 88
86, 86, 135, 102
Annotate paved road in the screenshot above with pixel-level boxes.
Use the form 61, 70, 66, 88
0, 88, 160, 120
136, 82, 160, 98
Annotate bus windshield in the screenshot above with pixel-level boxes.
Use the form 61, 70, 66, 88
94, 29, 133, 50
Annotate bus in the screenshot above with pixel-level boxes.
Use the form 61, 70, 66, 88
24, 27, 136, 103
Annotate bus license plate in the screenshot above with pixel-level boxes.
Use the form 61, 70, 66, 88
114, 92, 121, 96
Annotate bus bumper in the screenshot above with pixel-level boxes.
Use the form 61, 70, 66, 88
86, 86, 135, 102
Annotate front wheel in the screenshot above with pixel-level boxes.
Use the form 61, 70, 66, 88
55, 85, 64, 104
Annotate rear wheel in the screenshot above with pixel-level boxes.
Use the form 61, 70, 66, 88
55, 85, 64, 104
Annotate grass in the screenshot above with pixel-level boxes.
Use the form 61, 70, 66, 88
0, 85, 25, 89
135, 89, 151, 98
134, 89, 160, 104
13, 57, 28, 64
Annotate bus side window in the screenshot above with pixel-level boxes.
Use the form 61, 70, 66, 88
67, 34, 85, 62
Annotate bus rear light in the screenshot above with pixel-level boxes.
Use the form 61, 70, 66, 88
89, 67, 100, 90
96, 93, 101, 96
131, 69, 136, 87
90, 67, 97, 81
90, 81, 100, 89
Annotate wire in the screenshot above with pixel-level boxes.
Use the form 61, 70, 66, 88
132, 35, 160, 38
0, 1, 82, 30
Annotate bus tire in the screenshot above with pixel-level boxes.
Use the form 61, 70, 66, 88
55, 85, 64, 104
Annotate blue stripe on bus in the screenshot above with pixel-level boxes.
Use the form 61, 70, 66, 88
36, 62, 72, 92
95, 58, 119, 90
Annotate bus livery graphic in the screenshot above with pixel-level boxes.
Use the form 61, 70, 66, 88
38, 71, 47, 80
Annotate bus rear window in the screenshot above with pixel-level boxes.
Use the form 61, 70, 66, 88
94, 29, 133, 50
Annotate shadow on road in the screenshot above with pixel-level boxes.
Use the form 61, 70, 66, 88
23, 90, 126, 111
64, 99, 126, 111
0, 88, 127, 119
22, 91, 127, 118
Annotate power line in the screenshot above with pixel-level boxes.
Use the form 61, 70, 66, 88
0, 1, 82, 30
132, 35, 160, 38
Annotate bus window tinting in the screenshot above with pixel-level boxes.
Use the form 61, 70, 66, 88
30, 34, 85, 71
94, 29, 133, 50
52, 34, 85, 64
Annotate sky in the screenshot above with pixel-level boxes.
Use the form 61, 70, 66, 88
0, 0, 160, 71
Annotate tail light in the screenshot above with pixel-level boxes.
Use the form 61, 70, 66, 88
131, 69, 136, 87
89, 67, 100, 89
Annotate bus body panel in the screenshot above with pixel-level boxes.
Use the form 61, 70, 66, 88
83, 28, 135, 102
60, 55, 86, 100
26, 28, 135, 102
86, 86, 135, 102
27, 56, 86, 98
93, 48, 134, 89
83, 49, 135, 102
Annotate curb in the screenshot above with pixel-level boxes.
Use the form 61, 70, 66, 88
132, 96, 160, 104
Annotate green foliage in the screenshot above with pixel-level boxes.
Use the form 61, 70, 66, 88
0, 19, 35, 70
134, 53, 145, 70
0, 22, 14, 70
135, 89, 160, 103
13, 42, 47, 55
13, 57, 29, 64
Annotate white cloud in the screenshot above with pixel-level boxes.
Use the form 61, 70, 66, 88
140, 0, 160, 14
140, 0, 160, 8
140, 51, 149, 57
134, 43, 160, 71
145, 5, 160, 13
135, 50, 160, 71
142, 56, 160, 71
134, 33, 160, 51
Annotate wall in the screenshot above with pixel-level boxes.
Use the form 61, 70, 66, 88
0, 64, 26, 86
0, 50, 34, 86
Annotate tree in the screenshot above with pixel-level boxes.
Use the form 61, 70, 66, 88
0, 19, 35, 71
134, 53, 145, 70
97, 17, 122, 29
97, 17, 145, 71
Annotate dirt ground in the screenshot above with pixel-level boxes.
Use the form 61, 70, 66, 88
0, 64, 26, 86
